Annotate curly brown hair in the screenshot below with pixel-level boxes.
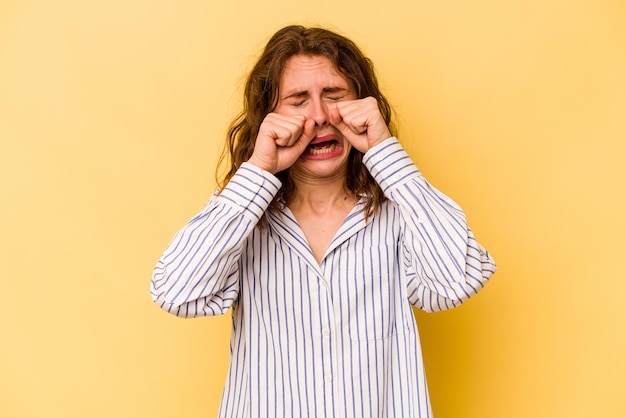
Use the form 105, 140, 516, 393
216, 25, 395, 218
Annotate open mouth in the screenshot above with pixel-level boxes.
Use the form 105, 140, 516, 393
305, 140, 339, 155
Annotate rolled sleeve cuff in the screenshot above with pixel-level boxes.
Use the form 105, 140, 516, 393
213, 162, 282, 222
363, 137, 421, 195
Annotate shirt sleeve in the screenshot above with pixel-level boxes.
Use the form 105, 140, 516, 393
150, 162, 282, 318
363, 137, 497, 312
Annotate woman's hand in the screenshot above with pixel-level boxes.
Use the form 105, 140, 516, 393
329, 96, 392, 153
247, 113, 316, 174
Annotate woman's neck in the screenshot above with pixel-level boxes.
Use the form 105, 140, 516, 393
288, 176, 356, 215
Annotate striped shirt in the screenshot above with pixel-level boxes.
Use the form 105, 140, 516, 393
151, 137, 497, 418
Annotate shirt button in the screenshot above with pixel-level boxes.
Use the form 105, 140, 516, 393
325, 374, 333, 382
322, 328, 330, 336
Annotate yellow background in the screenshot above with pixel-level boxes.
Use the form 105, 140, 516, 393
2, 0, 625, 417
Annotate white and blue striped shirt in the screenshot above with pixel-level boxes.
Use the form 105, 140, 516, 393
151, 137, 496, 418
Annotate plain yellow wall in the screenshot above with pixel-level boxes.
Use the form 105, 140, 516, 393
2, 0, 625, 417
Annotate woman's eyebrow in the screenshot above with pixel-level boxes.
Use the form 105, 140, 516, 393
282, 86, 348, 100
322, 87, 348, 93
282, 90, 309, 100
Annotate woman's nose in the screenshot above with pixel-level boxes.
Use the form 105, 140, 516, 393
308, 99, 329, 127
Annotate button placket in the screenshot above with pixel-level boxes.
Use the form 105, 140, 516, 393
318, 277, 334, 389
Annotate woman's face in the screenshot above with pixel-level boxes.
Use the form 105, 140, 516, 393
274, 54, 357, 182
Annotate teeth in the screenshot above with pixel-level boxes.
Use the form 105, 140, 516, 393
308, 142, 337, 155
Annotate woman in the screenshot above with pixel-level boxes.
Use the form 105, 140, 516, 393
151, 25, 496, 418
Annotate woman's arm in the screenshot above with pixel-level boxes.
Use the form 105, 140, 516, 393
150, 163, 282, 318
363, 137, 497, 312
